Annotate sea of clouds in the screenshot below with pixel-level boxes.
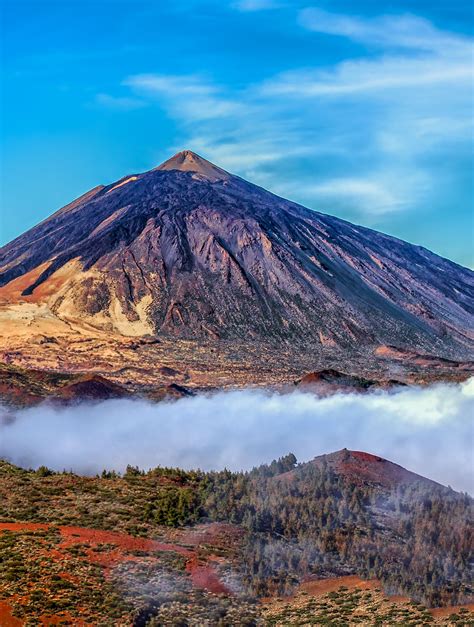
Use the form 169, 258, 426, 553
1, 379, 472, 493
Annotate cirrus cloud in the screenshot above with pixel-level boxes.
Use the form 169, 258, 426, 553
95, 7, 473, 249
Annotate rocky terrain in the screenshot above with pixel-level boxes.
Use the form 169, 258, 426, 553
0, 449, 472, 625
0, 362, 194, 407
0, 150, 473, 397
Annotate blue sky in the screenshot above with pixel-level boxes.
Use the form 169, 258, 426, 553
1, 0, 473, 267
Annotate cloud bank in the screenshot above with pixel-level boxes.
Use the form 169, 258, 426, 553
1, 380, 472, 492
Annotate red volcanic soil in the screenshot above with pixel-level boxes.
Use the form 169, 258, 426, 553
57, 526, 191, 556
279, 449, 441, 489
0, 601, 22, 627
61, 524, 233, 595
186, 555, 230, 594
330, 449, 440, 488
44, 525, 193, 572
375, 345, 474, 370
0, 521, 188, 558
0, 522, 49, 532
296, 369, 406, 395
350, 451, 383, 463
180, 522, 244, 548
298, 369, 377, 391
53, 375, 129, 401
262, 576, 410, 610
431, 604, 474, 618
180, 522, 242, 594
38, 613, 84, 626
329, 449, 439, 488
0, 385, 42, 406
295, 576, 474, 620
0, 364, 129, 407
0, 522, 230, 599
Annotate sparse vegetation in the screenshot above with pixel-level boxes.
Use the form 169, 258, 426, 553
263, 585, 474, 626
0, 451, 472, 624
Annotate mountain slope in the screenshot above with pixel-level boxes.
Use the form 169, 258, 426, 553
293, 448, 442, 489
0, 150, 473, 360
0, 449, 472, 619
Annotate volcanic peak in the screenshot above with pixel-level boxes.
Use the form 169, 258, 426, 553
155, 149, 230, 181
0, 148, 472, 363
311, 449, 442, 489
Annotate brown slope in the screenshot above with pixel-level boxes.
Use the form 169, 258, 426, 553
0, 363, 193, 406
307, 448, 442, 489
296, 368, 406, 394
0, 150, 473, 371
0, 364, 129, 406
275, 449, 443, 491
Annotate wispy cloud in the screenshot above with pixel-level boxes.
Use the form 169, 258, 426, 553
124, 73, 246, 121
298, 8, 471, 52
302, 177, 409, 216
267, 9, 473, 98
94, 93, 147, 111
262, 55, 472, 97
122, 73, 300, 174
102, 8, 473, 224
125, 74, 216, 98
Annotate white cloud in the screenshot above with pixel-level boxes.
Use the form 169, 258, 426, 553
105, 9, 473, 224
298, 8, 471, 52
255, 12, 471, 217
125, 74, 215, 97
262, 55, 472, 97
181, 133, 308, 172
1, 379, 473, 493
124, 74, 246, 121
122, 74, 306, 176
266, 9, 473, 100
303, 177, 402, 215
94, 93, 147, 111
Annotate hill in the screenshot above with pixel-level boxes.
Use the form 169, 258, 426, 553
0, 363, 192, 407
304, 448, 441, 488
0, 450, 472, 624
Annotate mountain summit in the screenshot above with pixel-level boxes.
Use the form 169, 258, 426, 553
156, 149, 230, 181
0, 151, 473, 361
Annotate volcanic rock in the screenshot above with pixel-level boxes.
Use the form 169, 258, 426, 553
0, 150, 473, 380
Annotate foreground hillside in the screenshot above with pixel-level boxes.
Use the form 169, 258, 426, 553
0, 150, 473, 392
0, 450, 472, 625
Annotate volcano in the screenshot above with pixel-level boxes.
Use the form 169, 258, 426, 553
0, 150, 473, 365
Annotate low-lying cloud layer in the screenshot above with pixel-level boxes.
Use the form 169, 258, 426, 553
1, 380, 473, 493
